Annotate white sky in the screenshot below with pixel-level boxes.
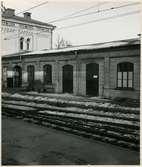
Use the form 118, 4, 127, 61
2, 0, 141, 46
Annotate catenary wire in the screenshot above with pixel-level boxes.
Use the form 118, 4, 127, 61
3, 3, 140, 39
62, 2, 107, 17
48, 2, 106, 23
16, 1, 49, 15
4, 9, 140, 40
56, 10, 140, 30
48, 2, 140, 23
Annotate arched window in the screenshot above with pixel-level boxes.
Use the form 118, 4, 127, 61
117, 62, 133, 89
43, 65, 52, 84
27, 38, 30, 50
20, 37, 24, 50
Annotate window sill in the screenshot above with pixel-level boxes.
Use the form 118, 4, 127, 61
115, 87, 134, 91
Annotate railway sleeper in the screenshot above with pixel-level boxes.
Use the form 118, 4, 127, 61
3, 109, 139, 151
2, 100, 139, 122
2, 107, 139, 137
2, 96, 139, 114
2, 108, 139, 145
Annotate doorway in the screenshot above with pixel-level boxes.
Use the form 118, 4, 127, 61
63, 65, 73, 93
27, 65, 35, 90
13, 66, 22, 88
86, 63, 99, 96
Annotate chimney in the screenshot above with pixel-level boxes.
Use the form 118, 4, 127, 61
3, 8, 15, 17
23, 12, 31, 19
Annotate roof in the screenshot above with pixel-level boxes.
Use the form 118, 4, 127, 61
2, 51, 31, 57
22, 38, 140, 56
2, 13, 55, 29
2, 38, 140, 58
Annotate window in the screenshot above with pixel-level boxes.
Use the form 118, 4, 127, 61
20, 37, 24, 50
2, 67, 7, 80
27, 38, 30, 50
117, 62, 133, 89
43, 65, 52, 84
2, 67, 7, 88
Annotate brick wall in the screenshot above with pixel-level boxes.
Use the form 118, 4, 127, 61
2, 45, 140, 99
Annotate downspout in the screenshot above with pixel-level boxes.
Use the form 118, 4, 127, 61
51, 30, 53, 49
20, 54, 22, 61
75, 50, 79, 95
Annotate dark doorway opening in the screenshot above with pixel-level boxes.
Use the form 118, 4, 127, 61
13, 66, 22, 88
86, 63, 99, 96
27, 65, 35, 90
43, 64, 52, 85
7, 78, 13, 88
63, 65, 73, 93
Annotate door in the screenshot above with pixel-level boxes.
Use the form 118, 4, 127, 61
43, 64, 52, 85
63, 65, 73, 93
86, 63, 99, 96
27, 65, 35, 90
13, 66, 22, 88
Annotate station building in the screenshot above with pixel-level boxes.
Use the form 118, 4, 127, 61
1, 8, 55, 55
2, 38, 140, 99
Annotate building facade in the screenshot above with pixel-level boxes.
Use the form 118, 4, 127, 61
2, 38, 140, 99
1, 8, 55, 55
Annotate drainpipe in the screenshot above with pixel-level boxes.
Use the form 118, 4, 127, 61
75, 50, 79, 95
51, 30, 53, 49
20, 54, 22, 61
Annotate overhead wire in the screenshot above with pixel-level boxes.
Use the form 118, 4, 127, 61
3, 1, 104, 39
3, 2, 140, 39
48, 2, 140, 23
16, 0, 49, 15
48, 2, 106, 23
56, 10, 140, 30
63, 2, 106, 17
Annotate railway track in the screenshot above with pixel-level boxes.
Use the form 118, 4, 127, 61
2, 95, 140, 151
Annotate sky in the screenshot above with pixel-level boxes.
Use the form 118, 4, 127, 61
2, 0, 141, 46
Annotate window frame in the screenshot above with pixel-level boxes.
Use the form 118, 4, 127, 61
20, 37, 24, 50
27, 38, 30, 50
116, 62, 134, 90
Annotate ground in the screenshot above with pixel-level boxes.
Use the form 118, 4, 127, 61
2, 116, 140, 165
